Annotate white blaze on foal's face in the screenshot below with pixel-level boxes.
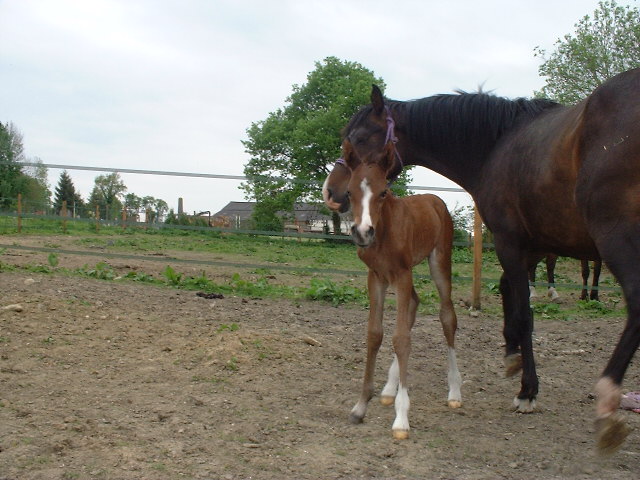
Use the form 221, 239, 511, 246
357, 178, 374, 237
347, 164, 389, 247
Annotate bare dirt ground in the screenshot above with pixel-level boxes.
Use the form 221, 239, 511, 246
1, 244, 640, 479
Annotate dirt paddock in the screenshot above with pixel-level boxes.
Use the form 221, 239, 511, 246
1, 270, 640, 479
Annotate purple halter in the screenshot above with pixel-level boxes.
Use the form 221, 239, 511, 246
334, 106, 403, 172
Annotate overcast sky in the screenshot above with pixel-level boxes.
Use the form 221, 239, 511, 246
1, 0, 632, 214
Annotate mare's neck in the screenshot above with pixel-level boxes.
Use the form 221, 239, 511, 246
390, 94, 559, 195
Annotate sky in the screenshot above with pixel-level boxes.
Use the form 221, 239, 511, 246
1, 0, 633, 215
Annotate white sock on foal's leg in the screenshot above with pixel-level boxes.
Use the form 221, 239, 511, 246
380, 355, 399, 406
392, 384, 410, 439
447, 347, 462, 408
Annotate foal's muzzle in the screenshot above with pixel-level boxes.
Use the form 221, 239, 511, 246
351, 225, 375, 247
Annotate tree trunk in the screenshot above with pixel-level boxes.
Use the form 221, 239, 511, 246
332, 211, 342, 235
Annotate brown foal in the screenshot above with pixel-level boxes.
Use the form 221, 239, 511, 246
340, 154, 462, 440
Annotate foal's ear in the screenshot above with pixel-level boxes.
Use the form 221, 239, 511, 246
371, 85, 384, 115
381, 142, 395, 177
343, 141, 360, 170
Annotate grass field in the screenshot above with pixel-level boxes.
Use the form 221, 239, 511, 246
0, 215, 626, 321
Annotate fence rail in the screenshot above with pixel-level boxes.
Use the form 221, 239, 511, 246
0, 161, 621, 303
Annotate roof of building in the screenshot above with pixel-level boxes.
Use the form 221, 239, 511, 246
212, 201, 338, 222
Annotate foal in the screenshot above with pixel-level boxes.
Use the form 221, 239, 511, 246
343, 150, 462, 440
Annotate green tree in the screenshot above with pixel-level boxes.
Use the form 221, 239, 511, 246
0, 122, 24, 209
146, 197, 168, 222
18, 157, 51, 212
242, 56, 412, 233
124, 193, 142, 220
535, 0, 640, 104
88, 172, 127, 220
53, 170, 83, 215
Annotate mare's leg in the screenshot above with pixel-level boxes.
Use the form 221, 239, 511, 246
495, 238, 538, 412
429, 248, 462, 408
591, 236, 640, 452
388, 271, 417, 439
528, 263, 538, 299
349, 270, 388, 424
580, 260, 590, 301
545, 255, 559, 302
591, 260, 602, 301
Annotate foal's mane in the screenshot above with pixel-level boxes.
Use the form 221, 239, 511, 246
345, 92, 561, 162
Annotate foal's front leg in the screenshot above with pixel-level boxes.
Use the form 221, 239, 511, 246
349, 270, 387, 424
389, 273, 418, 439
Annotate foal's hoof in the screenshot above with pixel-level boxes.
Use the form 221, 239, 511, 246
348, 413, 364, 425
448, 400, 463, 409
392, 429, 409, 440
596, 414, 630, 455
504, 353, 522, 377
380, 395, 395, 406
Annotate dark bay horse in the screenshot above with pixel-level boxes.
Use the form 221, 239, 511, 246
323, 68, 640, 452
529, 255, 603, 302
342, 147, 461, 439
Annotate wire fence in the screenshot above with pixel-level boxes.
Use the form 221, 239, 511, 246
0, 161, 621, 298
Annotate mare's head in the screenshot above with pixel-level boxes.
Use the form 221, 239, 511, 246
322, 85, 403, 213
345, 142, 397, 248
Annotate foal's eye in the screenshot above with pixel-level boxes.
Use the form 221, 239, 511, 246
346, 191, 351, 198
380, 190, 388, 199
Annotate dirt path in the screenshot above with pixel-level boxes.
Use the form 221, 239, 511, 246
1, 270, 639, 479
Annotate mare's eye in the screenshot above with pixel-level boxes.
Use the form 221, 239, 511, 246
346, 191, 351, 198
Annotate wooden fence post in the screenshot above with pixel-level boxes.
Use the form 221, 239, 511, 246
95, 205, 100, 232
17, 193, 22, 233
61, 200, 68, 234
122, 207, 127, 231
471, 205, 483, 310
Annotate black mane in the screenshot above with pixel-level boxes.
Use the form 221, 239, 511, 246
344, 92, 561, 163
403, 93, 560, 158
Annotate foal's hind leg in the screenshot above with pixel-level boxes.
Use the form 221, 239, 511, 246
349, 270, 388, 424
429, 249, 462, 408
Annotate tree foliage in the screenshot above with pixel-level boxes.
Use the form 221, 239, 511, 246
242, 56, 412, 232
535, 0, 640, 104
88, 172, 127, 219
54, 170, 83, 215
0, 122, 23, 208
123, 193, 168, 222
0, 123, 51, 211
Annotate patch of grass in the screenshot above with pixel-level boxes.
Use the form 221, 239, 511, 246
47, 252, 59, 267
532, 302, 561, 318
76, 262, 116, 280
217, 323, 239, 333
162, 265, 182, 286
304, 277, 367, 306
225, 356, 239, 371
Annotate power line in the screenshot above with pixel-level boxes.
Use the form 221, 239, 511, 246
10, 160, 468, 193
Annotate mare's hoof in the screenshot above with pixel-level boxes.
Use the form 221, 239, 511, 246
513, 396, 536, 413
448, 400, 462, 409
504, 353, 522, 377
596, 414, 630, 455
392, 429, 409, 440
380, 395, 395, 406
348, 413, 364, 425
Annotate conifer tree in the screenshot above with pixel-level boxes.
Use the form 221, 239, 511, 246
53, 170, 83, 215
